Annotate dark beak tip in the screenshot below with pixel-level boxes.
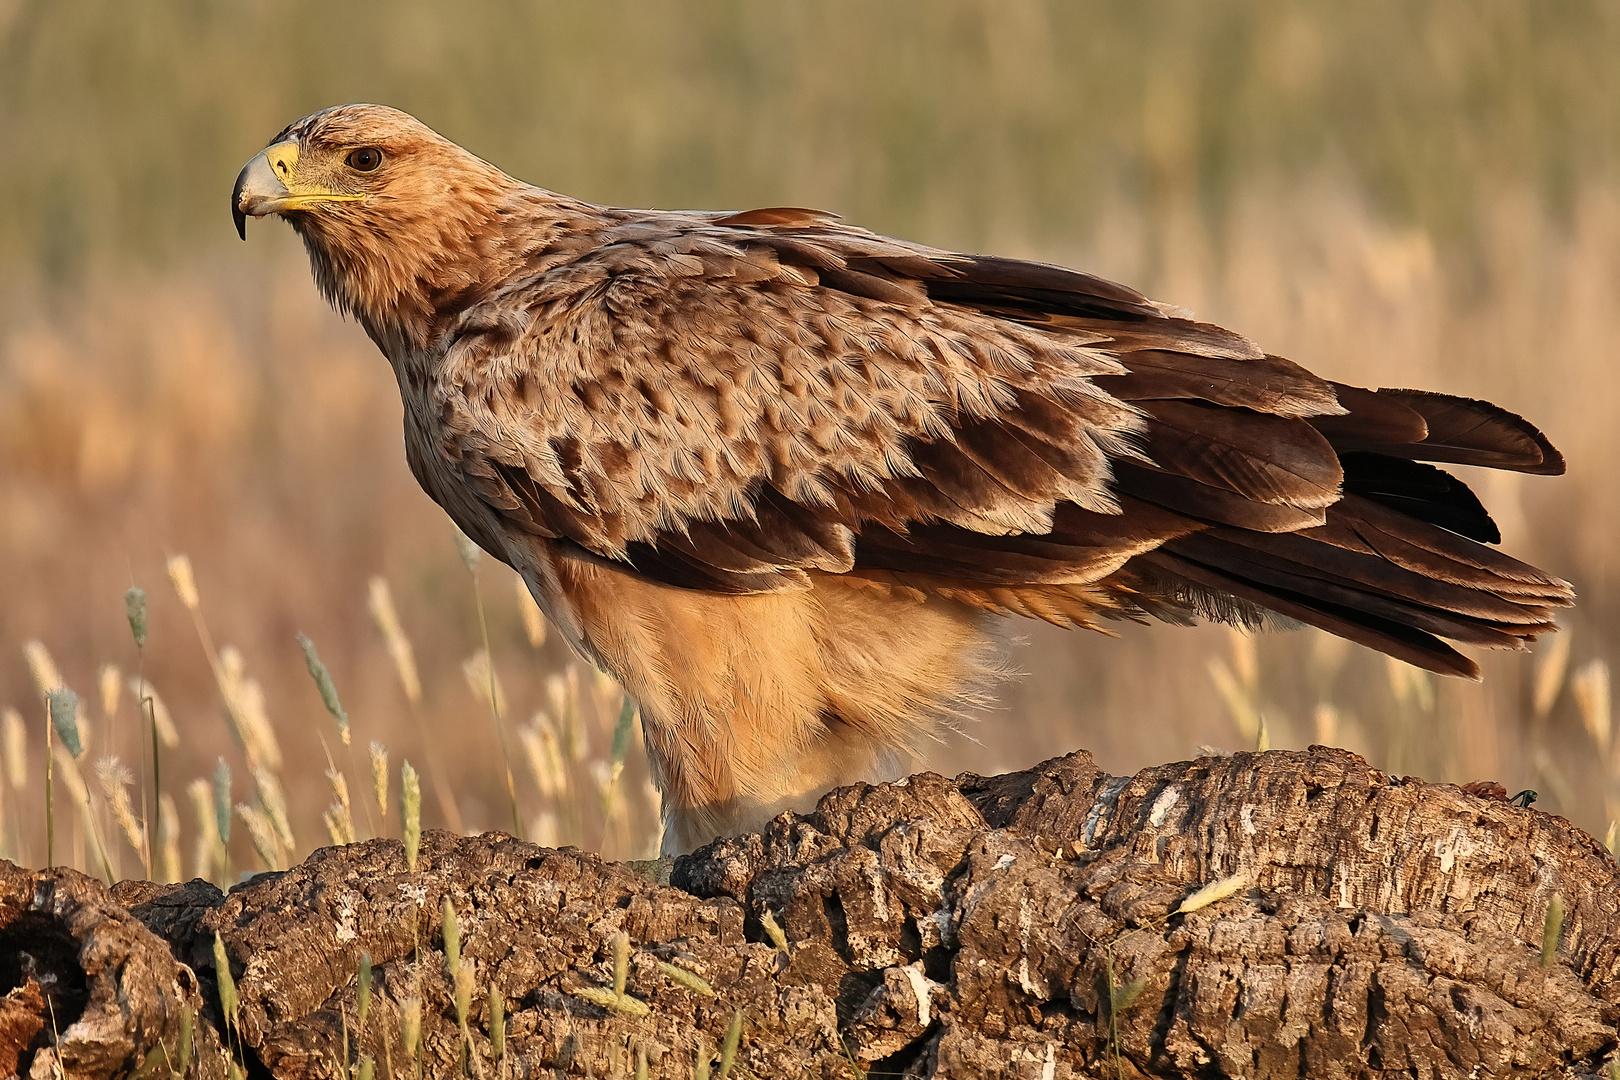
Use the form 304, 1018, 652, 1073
234, 206, 247, 241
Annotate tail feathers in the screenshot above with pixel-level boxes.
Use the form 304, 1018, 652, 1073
1312, 386, 1565, 475
1309, 494, 1571, 598
1111, 381, 1571, 676
1339, 453, 1499, 542
1138, 548, 1485, 677
1141, 493, 1570, 677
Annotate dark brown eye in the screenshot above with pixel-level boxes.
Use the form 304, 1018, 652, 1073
346, 147, 383, 172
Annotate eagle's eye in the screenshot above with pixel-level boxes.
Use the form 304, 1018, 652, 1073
346, 147, 383, 172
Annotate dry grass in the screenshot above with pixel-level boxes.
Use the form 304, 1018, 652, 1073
0, 1, 1616, 879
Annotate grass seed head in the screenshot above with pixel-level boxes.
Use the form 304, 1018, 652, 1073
176, 1004, 194, 1072
1, 707, 27, 790
323, 767, 357, 843
488, 984, 505, 1060
158, 793, 181, 883
611, 930, 630, 997
187, 779, 218, 880
322, 805, 356, 846
48, 688, 82, 759
572, 985, 649, 1017
1533, 630, 1573, 721
327, 767, 352, 816
124, 586, 148, 647
252, 766, 295, 850
1174, 872, 1252, 915
611, 696, 637, 770
237, 801, 283, 870
400, 995, 422, 1060
454, 965, 473, 1030
217, 651, 282, 771
213, 932, 239, 1029
1574, 660, 1612, 757
24, 639, 64, 695
461, 650, 506, 716
716, 1009, 744, 1080
657, 960, 715, 996
357, 952, 373, 1028
128, 678, 179, 748
187, 779, 218, 844
366, 577, 422, 706
96, 756, 144, 854
401, 760, 421, 869
98, 664, 121, 722
519, 718, 569, 801
296, 632, 350, 744
442, 897, 462, 973
213, 759, 232, 844
759, 908, 790, 955
369, 741, 389, 815
166, 554, 200, 612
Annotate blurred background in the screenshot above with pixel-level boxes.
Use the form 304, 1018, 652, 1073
0, 0, 1616, 878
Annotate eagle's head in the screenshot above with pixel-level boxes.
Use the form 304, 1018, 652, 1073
232, 104, 527, 351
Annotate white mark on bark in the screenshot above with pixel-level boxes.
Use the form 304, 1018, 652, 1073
1241, 804, 1258, 836
1017, 896, 1041, 994
1148, 784, 1181, 827
902, 963, 933, 1028
866, 862, 890, 919
1085, 776, 1131, 845
994, 853, 1016, 872
1434, 828, 1477, 875
334, 900, 357, 942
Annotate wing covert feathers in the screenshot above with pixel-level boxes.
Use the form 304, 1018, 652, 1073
436, 201, 1568, 674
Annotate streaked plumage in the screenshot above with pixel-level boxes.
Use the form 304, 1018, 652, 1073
234, 105, 1571, 853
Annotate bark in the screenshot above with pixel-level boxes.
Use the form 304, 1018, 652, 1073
3, 746, 1619, 1079
0, 865, 230, 1078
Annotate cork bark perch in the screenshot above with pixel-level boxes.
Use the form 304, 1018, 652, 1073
3, 745, 1619, 1079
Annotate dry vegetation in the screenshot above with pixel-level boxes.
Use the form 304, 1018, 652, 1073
0, 1, 1616, 883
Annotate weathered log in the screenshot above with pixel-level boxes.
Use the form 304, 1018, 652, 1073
3, 746, 1619, 1078
0, 864, 230, 1078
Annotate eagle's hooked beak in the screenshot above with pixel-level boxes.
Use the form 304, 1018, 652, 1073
233, 141, 295, 240
232, 139, 366, 240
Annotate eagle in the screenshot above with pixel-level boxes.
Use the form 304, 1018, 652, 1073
234, 104, 1570, 854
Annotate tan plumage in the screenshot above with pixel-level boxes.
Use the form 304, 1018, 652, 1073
234, 105, 1571, 853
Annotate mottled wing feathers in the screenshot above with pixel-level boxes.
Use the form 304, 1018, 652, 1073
441, 213, 1158, 577
436, 206, 1567, 673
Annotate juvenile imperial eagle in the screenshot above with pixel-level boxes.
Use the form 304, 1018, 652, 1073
234, 104, 1570, 853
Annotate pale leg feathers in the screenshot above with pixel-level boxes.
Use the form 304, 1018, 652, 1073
524, 546, 999, 853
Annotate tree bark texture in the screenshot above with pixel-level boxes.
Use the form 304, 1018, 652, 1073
2, 746, 1619, 1079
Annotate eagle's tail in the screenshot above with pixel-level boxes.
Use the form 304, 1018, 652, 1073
1128, 388, 1571, 677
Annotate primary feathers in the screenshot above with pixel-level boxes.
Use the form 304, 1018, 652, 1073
234, 104, 1570, 853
